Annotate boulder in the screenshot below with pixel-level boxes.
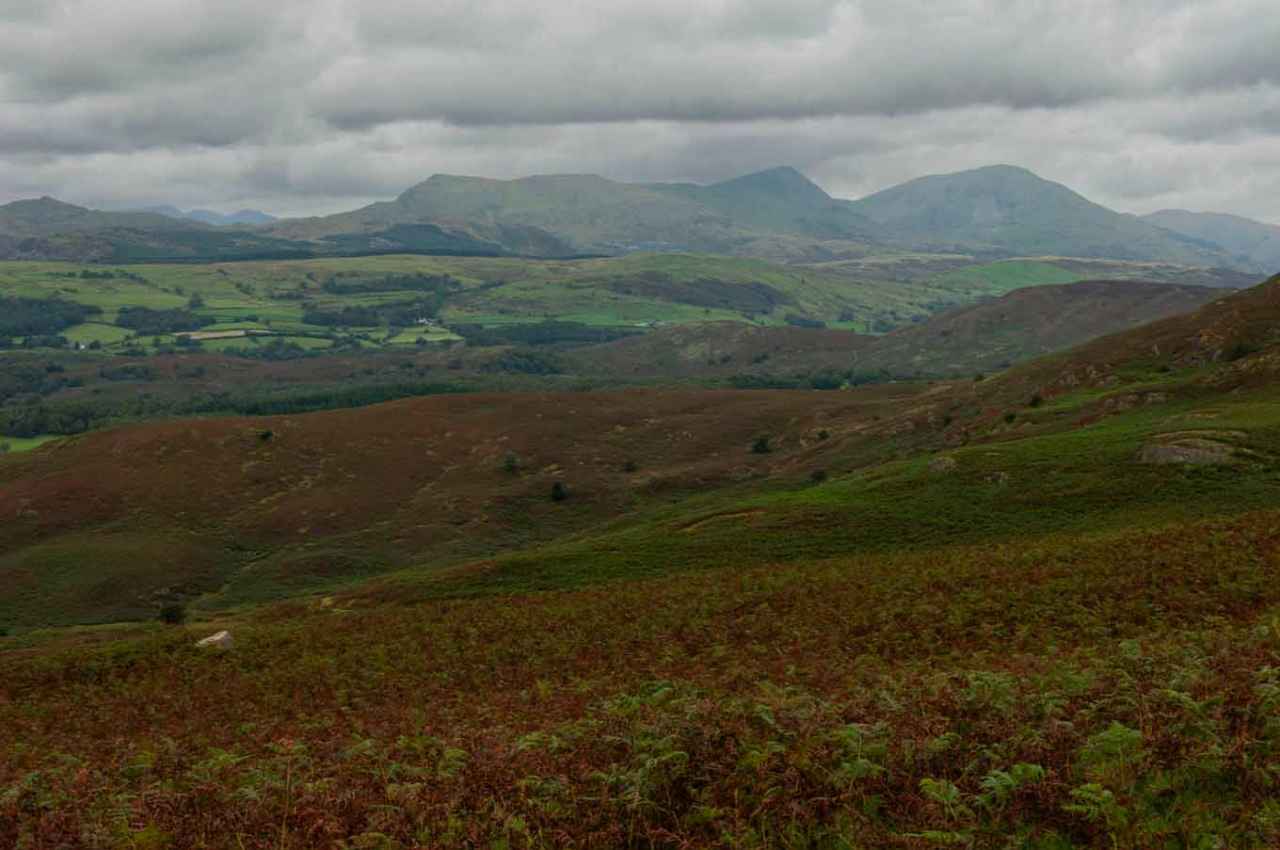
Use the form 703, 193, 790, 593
195, 630, 233, 650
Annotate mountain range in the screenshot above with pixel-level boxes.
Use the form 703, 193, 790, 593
1141, 208, 1280, 272
2, 165, 1277, 272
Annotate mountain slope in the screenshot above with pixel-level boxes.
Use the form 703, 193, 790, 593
270, 168, 881, 257
845, 165, 1235, 266
1143, 209, 1280, 273
0, 197, 188, 236
1000, 272, 1280, 400
651, 166, 884, 240
853, 279, 1224, 376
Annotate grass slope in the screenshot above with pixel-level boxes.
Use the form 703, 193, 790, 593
4, 387, 1280, 846
851, 279, 1222, 377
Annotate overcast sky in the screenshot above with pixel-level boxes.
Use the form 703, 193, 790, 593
2, 0, 1278, 221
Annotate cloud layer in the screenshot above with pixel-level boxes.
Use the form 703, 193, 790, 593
2, 0, 1277, 221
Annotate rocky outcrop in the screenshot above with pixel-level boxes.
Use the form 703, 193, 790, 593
195, 630, 233, 650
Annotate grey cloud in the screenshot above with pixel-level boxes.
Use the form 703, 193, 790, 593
0, 0, 290, 100
0, 0, 1278, 223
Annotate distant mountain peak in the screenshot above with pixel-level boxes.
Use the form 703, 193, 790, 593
137, 205, 276, 226
967, 163, 1041, 177
708, 166, 831, 202
2, 196, 86, 213
844, 164, 1232, 266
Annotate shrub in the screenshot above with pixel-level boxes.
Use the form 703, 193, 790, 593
550, 481, 569, 502
808, 371, 844, 390
623, 460, 638, 473
502, 453, 521, 474
1225, 341, 1259, 362
1028, 394, 1043, 408
1003, 412, 1017, 424
810, 469, 828, 483
784, 314, 826, 329
158, 603, 187, 625
752, 436, 772, 454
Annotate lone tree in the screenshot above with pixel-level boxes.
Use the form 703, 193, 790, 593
550, 481, 569, 502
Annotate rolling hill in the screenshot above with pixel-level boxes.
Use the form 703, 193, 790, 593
566, 278, 1227, 382
850, 279, 1225, 377
563, 321, 876, 381
995, 272, 1280, 406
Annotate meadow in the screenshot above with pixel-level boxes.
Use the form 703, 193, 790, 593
0, 254, 1210, 360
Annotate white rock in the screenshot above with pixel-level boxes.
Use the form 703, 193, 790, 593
195, 630, 233, 650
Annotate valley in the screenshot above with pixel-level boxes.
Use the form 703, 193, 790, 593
2, 162, 1279, 848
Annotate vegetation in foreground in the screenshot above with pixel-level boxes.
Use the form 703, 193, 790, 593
3, 507, 1280, 848
1, 276, 1278, 848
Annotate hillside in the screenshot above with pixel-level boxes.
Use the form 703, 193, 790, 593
4, 276, 1279, 628
852, 279, 1224, 377
1143, 209, 1280, 273
6, 273, 1280, 845
0, 385, 932, 628
564, 321, 876, 381
1002, 272, 1280, 397
567, 277, 1231, 382
844, 165, 1237, 267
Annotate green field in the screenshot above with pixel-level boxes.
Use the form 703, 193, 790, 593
0, 434, 59, 453
0, 253, 1135, 360
928, 259, 1083, 295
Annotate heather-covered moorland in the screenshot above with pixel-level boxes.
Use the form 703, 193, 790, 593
2, 276, 1280, 848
